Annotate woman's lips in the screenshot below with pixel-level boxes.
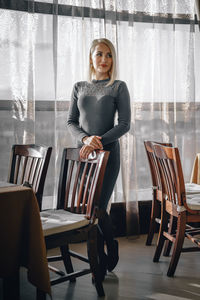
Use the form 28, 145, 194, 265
100, 64, 107, 67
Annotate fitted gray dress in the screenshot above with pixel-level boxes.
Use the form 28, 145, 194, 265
67, 78, 131, 209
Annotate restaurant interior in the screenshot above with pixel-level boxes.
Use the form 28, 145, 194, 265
1, 1, 200, 299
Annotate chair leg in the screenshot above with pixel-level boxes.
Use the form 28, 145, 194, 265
167, 213, 186, 277
146, 192, 160, 246
163, 215, 177, 257
87, 225, 105, 297
60, 244, 76, 282
153, 208, 168, 262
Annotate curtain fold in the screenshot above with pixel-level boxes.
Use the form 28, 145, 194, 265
0, 5, 37, 144
195, 0, 200, 21
0, 0, 200, 235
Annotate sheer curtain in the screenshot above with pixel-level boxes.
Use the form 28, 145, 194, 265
116, 0, 200, 235
0, 0, 200, 235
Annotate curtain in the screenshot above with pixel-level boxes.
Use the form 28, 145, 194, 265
0, 0, 200, 235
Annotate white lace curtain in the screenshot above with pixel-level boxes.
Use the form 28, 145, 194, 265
0, 0, 200, 235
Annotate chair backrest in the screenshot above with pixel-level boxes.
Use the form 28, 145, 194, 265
144, 141, 172, 190
57, 148, 109, 220
8, 144, 52, 210
153, 143, 188, 212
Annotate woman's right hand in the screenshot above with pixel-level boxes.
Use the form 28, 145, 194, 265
79, 145, 94, 160
82, 135, 103, 150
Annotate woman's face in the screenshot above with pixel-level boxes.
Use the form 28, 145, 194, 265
91, 43, 112, 79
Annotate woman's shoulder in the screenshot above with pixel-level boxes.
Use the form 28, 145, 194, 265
113, 80, 127, 87
111, 80, 128, 93
73, 81, 88, 88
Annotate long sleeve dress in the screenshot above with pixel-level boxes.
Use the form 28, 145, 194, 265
67, 78, 131, 209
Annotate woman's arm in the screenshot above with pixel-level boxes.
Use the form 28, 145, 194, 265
67, 83, 103, 159
67, 83, 88, 145
101, 81, 131, 146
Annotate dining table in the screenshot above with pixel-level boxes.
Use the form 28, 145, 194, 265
0, 181, 51, 300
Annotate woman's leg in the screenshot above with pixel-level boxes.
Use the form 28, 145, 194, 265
98, 210, 119, 272
97, 141, 120, 276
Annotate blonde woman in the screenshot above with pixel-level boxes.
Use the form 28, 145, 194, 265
67, 38, 131, 280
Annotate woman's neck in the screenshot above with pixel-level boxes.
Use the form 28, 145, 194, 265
93, 73, 110, 81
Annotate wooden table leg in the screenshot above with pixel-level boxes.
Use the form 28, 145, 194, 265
3, 271, 20, 300
36, 289, 46, 300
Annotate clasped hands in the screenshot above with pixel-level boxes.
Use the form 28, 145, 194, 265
80, 135, 103, 159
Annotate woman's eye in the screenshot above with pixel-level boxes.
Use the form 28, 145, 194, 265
108, 54, 112, 58
97, 53, 102, 56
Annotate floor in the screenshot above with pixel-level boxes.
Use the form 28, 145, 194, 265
1, 234, 200, 300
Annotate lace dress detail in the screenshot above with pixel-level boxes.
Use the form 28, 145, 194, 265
76, 80, 122, 100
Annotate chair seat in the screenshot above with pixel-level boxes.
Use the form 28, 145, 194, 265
185, 183, 200, 211
185, 183, 200, 195
187, 195, 200, 210
176, 194, 200, 212
41, 209, 95, 236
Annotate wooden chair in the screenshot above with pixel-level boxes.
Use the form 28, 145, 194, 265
8, 144, 52, 210
41, 148, 109, 297
144, 141, 200, 250
144, 141, 172, 247
152, 143, 200, 276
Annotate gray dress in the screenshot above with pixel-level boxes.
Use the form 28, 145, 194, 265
67, 78, 131, 209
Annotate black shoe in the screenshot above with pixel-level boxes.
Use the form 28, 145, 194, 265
107, 240, 119, 272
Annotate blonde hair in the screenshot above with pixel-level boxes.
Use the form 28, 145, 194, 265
88, 38, 117, 86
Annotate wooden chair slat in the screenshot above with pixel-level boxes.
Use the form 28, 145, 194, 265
70, 161, 81, 212
32, 158, 43, 191
30, 158, 39, 186
81, 163, 95, 214
27, 157, 35, 182
64, 160, 75, 210
20, 156, 28, 184
76, 162, 88, 213
14, 156, 21, 184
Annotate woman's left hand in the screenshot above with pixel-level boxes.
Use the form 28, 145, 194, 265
80, 145, 94, 160
82, 135, 103, 150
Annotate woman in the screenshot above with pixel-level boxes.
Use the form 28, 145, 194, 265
67, 38, 131, 279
